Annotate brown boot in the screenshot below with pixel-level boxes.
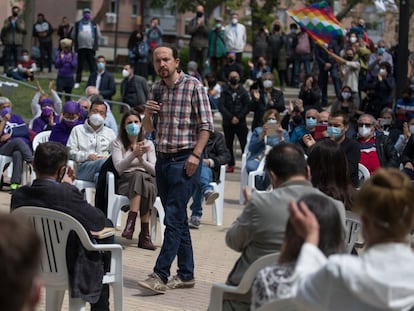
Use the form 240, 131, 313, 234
138, 222, 156, 250
121, 211, 137, 240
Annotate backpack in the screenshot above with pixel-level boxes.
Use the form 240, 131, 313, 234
295, 33, 311, 55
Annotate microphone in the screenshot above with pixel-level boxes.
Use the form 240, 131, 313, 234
152, 91, 161, 130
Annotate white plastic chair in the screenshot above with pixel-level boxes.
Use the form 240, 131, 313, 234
209, 164, 226, 226
209, 252, 279, 311
358, 163, 370, 186
345, 210, 364, 253
247, 156, 268, 194
32, 130, 52, 151
0, 155, 13, 187
73, 179, 96, 204
105, 172, 166, 245
13, 206, 123, 311
240, 131, 252, 204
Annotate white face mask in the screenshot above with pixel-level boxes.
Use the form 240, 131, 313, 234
232, 18, 238, 25
263, 80, 273, 89
89, 113, 105, 127
22, 55, 29, 62
410, 125, 414, 135
122, 69, 129, 78
350, 36, 357, 43
267, 119, 277, 124
358, 125, 372, 138
379, 68, 387, 76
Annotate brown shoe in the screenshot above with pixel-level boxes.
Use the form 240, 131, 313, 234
121, 211, 137, 240
138, 232, 156, 250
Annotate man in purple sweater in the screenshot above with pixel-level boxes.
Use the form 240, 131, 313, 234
0, 97, 33, 191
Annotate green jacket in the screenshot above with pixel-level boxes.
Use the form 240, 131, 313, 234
208, 28, 227, 58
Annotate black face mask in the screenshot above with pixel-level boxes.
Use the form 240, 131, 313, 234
292, 115, 303, 125
273, 25, 281, 32
207, 80, 217, 88
12, 11, 18, 17
196, 11, 203, 18
229, 77, 239, 85
346, 56, 354, 61
56, 166, 66, 183
228, 58, 234, 64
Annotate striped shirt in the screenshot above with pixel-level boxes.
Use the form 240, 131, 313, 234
150, 72, 214, 153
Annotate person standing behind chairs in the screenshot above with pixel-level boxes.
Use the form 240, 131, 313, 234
146, 17, 163, 83
138, 44, 214, 294
72, 8, 99, 89
1, 6, 26, 74
57, 16, 73, 46
55, 38, 77, 102
224, 13, 246, 64
219, 70, 250, 173
208, 17, 227, 78
32, 13, 53, 73
0, 213, 42, 311
120, 64, 148, 114
127, 30, 149, 79
111, 110, 157, 250
188, 5, 209, 73
86, 55, 116, 101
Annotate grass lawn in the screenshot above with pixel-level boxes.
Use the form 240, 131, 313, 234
0, 74, 124, 123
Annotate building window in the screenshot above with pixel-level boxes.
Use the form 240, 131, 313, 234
110, 0, 117, 13
132, 0, 138, 16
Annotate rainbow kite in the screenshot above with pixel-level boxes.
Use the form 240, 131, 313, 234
288, 1, 346, 46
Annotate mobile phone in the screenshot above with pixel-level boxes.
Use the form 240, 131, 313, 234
266, 123, 278, 136
314, 125, 327, 140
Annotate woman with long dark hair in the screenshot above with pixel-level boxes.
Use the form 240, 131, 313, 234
307, 138, 355, 210
111, 109, 157, 250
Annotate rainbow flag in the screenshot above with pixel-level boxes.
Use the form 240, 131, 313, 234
288, 1, 346, 46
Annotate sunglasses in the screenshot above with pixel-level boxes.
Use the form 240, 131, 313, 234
358, 123, 372, 127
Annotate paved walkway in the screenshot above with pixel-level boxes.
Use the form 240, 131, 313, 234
0, 156, 247, 311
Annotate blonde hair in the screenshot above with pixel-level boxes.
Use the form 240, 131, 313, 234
355, 168, 414, 240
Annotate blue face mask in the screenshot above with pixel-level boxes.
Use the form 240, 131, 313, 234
377, 47, 385, 55
125, 123, 141, 136
97, 62, 105, 71
306, 117, 317, 128
327, 126, 342, 140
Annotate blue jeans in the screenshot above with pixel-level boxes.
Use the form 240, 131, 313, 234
190, 162, 213, 218
76, 159, 106, 183
154, 154, 201, 283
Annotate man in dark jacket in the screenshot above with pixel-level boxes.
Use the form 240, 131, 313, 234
120, 64, 148, 113
86, 55, 116, 101
32, 13, 53, 73
188, 5, 209, 73
219, 70, 250, 172
189, 131, 231, 228
11, 142, 114, 311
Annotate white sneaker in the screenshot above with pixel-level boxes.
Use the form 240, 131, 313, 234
74, 83, 80, 89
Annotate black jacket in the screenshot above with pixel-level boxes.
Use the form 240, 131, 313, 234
375, 134, 400, 168
219, 85, 250, 126
120, 75, 148, 108
11, 179, 108, 303
86, 70, 116, 100
204, 132, 231, 183
250, 88, 285, 131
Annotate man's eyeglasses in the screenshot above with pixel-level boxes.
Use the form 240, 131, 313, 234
358, 123, 373, 127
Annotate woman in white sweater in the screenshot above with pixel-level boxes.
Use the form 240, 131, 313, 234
289, 168, 414, 311
111, 110, 157, 250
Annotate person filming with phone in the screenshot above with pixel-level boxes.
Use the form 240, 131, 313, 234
246, 109, 289, 190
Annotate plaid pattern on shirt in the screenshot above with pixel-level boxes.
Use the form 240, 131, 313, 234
150, 72, 214, 153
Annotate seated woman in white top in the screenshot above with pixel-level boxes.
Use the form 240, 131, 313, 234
251, 193, 344, 310
111, 110, 157, 250
289, 168, 414, 311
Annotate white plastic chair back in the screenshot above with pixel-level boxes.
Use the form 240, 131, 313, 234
345, 210, 363, 253
12, 206, 123, 311
256, 298, 304, 311
240, 131, 252, 204
209, 252, 279, 311
32, 130, 52, 151
358, 163, 370, 186
150, 196, 166, 245
209, 164, 226, 226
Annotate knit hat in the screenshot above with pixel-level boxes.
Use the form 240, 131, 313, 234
63, 101, 81, 114
40, 98, 54, 107
83, 8, 91, 13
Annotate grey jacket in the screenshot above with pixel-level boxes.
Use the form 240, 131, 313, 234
1, 17, 26, 45
225, 179, 346, 286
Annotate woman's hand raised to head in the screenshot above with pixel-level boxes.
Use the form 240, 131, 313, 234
288, 200, 320, 246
